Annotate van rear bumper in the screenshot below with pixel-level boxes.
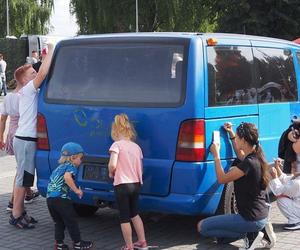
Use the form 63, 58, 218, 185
38, 180, 221, 215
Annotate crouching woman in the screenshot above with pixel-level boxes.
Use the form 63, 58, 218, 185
197, 122, 270, 250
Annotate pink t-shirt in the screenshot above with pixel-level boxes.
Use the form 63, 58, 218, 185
109, 140, 143, 186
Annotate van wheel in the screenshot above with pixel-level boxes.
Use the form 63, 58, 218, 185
216, 182, 238, 215
73, 203, 99, 217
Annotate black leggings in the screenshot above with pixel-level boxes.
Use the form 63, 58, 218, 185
114, 182, 141, 223
47, 197, 81, 243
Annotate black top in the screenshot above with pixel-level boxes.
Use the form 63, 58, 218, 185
32, 61, 42, 72
234, 153, 268, 221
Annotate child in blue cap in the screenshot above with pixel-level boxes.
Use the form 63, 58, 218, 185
46, 142, 93, 250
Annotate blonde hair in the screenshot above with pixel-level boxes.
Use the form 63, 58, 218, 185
111, 113, 137, 141
58, 153, 83, 164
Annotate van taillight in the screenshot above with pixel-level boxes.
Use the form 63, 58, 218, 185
176, 119, 205, 162
37, 113, 50, 150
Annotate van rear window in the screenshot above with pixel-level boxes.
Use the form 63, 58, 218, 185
46, 41, 187, 107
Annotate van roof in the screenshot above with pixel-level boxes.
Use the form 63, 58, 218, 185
70, 32, 299, 47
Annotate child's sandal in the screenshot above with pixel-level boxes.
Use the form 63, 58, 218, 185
22, 211, 38, 224
9, 214, 35, 229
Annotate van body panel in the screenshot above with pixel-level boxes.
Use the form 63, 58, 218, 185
258, 103, 293, 162
250, 39, 299, 50
35, 150, 51, 192
204, 116, 259, 161
171, 161, 229, 195
188, 38, 205, 118
204, 105, 258, 119
38, 101, 193, 196
204, 37, 252, 47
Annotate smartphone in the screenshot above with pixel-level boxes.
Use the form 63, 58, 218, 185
213, 131, 220, 144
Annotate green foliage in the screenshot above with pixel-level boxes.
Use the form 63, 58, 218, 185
0, 0, 54, 37
70, 0, 299, 40
70, 0, 215, 34
204, 0, 300, 40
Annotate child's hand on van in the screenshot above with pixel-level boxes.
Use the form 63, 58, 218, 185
75, 188, 83, 199
210, 142, 220, 159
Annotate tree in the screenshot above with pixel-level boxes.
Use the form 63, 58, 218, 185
70, 0, 215, 34
205, 0, 300, 40
0, 0, 54, 37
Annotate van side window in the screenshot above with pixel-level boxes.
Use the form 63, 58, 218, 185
46, 42, 187, 107
208, 46, 255, 107
253, 47, 297, 103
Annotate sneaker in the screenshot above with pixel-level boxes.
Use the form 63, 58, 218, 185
261, 223, 276, 248
239, 231, 264, 250
283, 222, 300, 230
133, 241, 148, 250
24, 190, 40, 204
73, 240, 93, 250
6, 202, 13, 212
55, 242, 69, 250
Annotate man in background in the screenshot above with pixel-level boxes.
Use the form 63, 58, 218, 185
26, 50, 39, 65
0, 53, 7, 96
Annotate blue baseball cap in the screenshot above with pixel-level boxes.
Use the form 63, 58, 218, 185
61, 142, 84, 156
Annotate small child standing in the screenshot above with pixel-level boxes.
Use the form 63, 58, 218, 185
47, 142, 93, 250
108, 114, 148, 250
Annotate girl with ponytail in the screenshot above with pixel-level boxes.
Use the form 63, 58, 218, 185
108, 114, 148, 250
197, 122, 275, 250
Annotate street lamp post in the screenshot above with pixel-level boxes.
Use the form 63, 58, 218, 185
135, 0, 138, 32
6, 0, 10, 36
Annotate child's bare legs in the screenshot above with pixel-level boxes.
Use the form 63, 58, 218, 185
9, 175, 35, 204
12, 186, 26, 218
131, 215, 146, 243
9, 176, 16, 203
120, 222, 133, 248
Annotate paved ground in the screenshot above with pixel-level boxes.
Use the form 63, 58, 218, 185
1, 155, 300, 250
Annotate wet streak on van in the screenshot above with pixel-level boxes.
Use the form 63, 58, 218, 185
36, 33, 300, 216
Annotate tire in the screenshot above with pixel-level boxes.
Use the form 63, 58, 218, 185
216, 181, 238, 215
73, 203, 99, 217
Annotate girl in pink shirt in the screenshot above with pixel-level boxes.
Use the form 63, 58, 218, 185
108, 114, 148, 250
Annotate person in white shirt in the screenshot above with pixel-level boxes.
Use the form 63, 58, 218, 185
8, 43, 54, 229
0, 53, 7, 96
269, 157, 300, 230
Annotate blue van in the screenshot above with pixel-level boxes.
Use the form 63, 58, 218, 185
36, 33, 300, 216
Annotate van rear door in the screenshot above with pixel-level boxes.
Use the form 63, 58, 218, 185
41, 37, 189, 196
250, 40, 299, 161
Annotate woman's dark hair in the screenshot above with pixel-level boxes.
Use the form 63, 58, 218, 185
236, 122, 269, 189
